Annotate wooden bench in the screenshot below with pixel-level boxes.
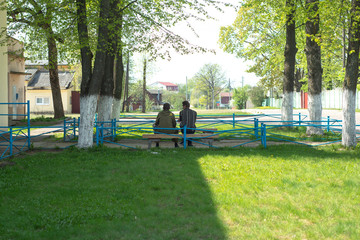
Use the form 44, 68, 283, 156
142, 133, 219, 149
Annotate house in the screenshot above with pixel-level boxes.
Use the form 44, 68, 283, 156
25, 60, 71, 71
219, 92, 233, 108
127, 89, 163, 111
0, 8, 7, 127
7, 37, 29, 124
25, 69, 75, 114
148, 81, 179, 91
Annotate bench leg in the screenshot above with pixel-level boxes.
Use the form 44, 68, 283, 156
148, 139, 160, 149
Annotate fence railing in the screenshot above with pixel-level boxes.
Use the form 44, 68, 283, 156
0, 101, 31, 160
2, 109, 358, 160
63, 113, 358, 149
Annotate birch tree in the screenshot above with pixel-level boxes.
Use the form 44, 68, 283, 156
342, 0, 360, 147
282, 0, 297, 124
305, 0, 323, 135
77, 0, 110, 148
193, 63, 226, 109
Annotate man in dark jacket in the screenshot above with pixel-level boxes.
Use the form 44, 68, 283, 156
154, 103, 179, 148
178, 100, 197, 146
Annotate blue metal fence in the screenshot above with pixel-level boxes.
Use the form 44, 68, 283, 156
2, 108, 358, 160
61, 112, 357, 149
0, 101, 31, 159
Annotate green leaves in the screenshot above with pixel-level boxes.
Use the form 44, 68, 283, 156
219, 0, 354, 91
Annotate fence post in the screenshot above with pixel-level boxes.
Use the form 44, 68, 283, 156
73, 118, 76, 139
233, 113, 235, 128
77, 117, 80, 137
298, 112, 301, 126
101, 123, 104, 144
254, 118, 259, 138
327, 116, 330, 132
184, 125, 187, 149
63, 118, 67, 142
10, 127, 13, 156
263, 124, 267, 148
260, 123, 263, 145
96, 124, 99, 146
27, 100, 31, 149
112, 119, 115, 142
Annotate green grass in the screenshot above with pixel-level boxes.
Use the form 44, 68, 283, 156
267, 126, 342, 142
1, 145, 359, 239
110, 124, 342, 143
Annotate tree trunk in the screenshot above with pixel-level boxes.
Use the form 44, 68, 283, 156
282, 0, 297, 124
342, 0, 360, 147
47, 35, 65, 119
98, 53, 115, 125
212, 88, 215, 109
124, 54, 130, 112
294, 68, 304, 92
99, 0, 118, 124
112, 12, 124, 119
142, 58, 147, 113
305, 0, 323, 135
77, 0, 110, 148
112, 51, 124, 119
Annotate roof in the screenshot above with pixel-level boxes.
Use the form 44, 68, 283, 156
27, 70, 74, 89
25, 60, 69, 66
157, 82, 178, 87
24, 69, 38, 81
220, 92, 233, 97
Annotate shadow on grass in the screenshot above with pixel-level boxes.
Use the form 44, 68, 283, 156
0, 147, 228, 240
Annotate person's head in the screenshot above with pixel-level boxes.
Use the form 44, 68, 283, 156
182, 100, 190, 109
163, 103, 171, 111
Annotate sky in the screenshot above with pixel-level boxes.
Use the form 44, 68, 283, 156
146, 3, 259, 89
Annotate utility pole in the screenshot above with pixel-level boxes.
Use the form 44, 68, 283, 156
242, 76, 244, 88
142, 58, 147, 113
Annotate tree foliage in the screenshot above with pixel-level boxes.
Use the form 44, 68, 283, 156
249, 86, 266, 107
6, 0, 77, 118
191, 63, 226, 109
219, 0, 353, 92
233, 85, 250, 109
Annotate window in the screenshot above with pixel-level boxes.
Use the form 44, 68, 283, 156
36, 97, 50, 105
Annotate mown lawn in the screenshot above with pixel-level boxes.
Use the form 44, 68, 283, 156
1, 145, 359, 239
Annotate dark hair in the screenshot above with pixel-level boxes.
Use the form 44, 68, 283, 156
182, 100, 190, 108
163, 103, 170, 110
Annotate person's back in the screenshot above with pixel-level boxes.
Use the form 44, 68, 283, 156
179, 102, 197, 129
154, 103, 178, 147
155, 109, 177, 134
179, 101, 197, 146
179, 108, 197, 128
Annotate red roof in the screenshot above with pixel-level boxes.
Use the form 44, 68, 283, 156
158, 82, 178, 87
220, 92, 233, 97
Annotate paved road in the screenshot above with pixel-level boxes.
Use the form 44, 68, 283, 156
245, 108, 360, 121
